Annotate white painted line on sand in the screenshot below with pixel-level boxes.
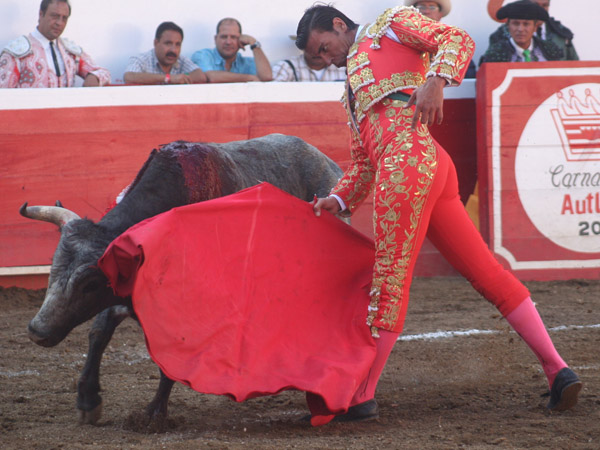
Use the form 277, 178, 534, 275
398, 323, 600, 341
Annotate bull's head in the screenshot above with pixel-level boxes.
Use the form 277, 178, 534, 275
20, 203, 122, 347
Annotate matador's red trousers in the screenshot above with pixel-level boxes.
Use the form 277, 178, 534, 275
360, 98, 530, 335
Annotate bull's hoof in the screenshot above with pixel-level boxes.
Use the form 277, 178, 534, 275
78, 400, 103, 425
123, 410, 171, 434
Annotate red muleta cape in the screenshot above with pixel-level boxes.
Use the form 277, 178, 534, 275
98, 182, 376, 425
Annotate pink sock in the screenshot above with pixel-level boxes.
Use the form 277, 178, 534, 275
505, 297, 567, 388
350, 329, 400, 406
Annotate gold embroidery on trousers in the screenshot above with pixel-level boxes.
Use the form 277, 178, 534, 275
367, 102, 437, 331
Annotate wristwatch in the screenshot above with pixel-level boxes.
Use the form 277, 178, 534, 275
250, 41, 261, 50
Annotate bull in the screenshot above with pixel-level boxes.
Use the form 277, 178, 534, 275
20, 134, 343, 428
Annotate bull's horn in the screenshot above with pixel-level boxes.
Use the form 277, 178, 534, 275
20, 203, 81, 226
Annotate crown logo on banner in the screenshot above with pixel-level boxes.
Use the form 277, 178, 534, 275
550, 88, 600, 161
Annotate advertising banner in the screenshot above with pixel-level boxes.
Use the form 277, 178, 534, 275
477, 62, 600, 280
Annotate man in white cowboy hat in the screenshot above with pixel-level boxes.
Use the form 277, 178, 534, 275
404, 0, 451, 21
404, 2, 476, 77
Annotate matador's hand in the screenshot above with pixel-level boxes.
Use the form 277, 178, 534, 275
313, 196, 341, 217
405, 76, 446, 130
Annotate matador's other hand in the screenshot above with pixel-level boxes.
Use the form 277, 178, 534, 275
313, 196, 341, 217
405, 76, 446, 130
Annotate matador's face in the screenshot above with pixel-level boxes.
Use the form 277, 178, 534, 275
304, 18, 354, 68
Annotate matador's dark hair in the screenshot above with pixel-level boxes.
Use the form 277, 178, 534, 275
295, 3, 358, 50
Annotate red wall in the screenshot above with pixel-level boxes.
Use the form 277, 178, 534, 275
0, 87, 476, 288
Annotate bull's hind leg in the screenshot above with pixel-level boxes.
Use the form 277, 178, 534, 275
77, 305, 131, 424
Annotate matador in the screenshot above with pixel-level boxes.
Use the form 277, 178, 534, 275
296, 4, 581, 425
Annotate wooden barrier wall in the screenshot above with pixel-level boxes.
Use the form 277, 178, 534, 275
0, 82, 476, 288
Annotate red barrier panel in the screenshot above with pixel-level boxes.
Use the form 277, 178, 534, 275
0, 83, 476, 287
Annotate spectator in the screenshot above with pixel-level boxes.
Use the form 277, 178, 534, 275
531, 0, 578, 60
489, 0, 578, 61
405, 0, 450, 21
272, 37, 346, 82
404, 0, 476, 78
191, 18, 272, 83
0, 0, 110, 88
124, 22, 207, 85
480, 0, 563, 64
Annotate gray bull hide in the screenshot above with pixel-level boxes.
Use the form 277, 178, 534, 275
20, 134, 343, 427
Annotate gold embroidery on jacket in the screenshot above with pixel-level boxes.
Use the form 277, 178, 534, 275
349, 67, 375, 92
352, 71, 425, 124
347, 51, 369, 75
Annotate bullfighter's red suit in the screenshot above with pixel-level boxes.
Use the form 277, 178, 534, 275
0, 33, 110, 88
327, 6, 580, 417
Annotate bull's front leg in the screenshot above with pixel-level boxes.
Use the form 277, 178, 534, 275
144, 369, 175, 421
77, 305, 131, 424
124, 369, 175, 433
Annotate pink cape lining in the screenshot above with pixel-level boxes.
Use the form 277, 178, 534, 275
98, 182, 376, 425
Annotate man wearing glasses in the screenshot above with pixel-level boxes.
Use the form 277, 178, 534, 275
404, 0, 450, 21
404, 0, 475, 77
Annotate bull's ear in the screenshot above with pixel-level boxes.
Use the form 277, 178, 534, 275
55, 200, 64, 208
19, 203, 81, 227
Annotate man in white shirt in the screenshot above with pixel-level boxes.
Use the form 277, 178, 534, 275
0, 0, 110, 88
272, 38, 346, 82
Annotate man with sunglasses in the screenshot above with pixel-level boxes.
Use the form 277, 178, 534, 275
404, 0, 476, 77
404, 0, 450, 21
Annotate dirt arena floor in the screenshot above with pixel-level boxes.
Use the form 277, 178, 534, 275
1, 277, 598, 449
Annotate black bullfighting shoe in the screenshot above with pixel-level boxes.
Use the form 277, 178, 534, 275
547, 367, 582, 411
331, 399, 379, 422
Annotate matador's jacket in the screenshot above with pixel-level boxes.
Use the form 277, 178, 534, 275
0, 34, 111, 88
330, 7, 529, 336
